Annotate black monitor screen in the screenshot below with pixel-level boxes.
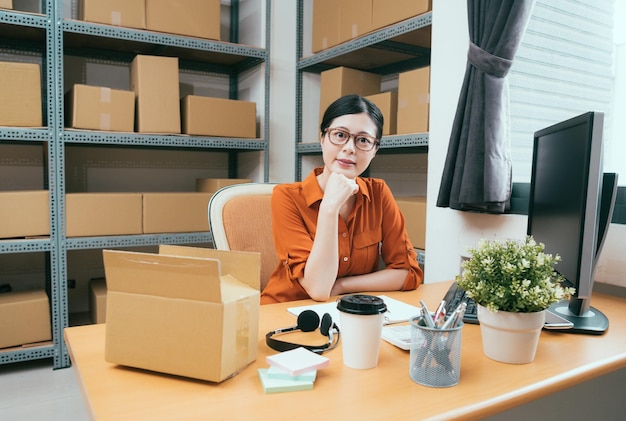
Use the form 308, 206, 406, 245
527, 112, 614, 334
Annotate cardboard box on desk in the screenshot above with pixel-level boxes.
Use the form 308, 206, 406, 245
0, 190, 49, 239
0, 61, 42, 127
103, 245, 261, 382
79, 0, 146, 29
395, 196, 426, 250
65, 84, 135, 132
0, 290, 51, 349
181, 96, 257, 138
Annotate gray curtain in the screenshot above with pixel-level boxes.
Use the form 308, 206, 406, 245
436, 0, 534, 213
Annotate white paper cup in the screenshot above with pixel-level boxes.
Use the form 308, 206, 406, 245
337, 295, 387, 369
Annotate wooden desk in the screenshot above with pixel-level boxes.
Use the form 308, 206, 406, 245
64, 282, 626, 421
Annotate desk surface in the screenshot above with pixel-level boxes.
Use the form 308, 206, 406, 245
64, 281, 626, 421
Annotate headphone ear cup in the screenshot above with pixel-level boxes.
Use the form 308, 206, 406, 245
297, 310, 320, 332
320, 313, 333, 337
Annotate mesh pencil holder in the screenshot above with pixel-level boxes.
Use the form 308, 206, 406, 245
409, 316, 463, 388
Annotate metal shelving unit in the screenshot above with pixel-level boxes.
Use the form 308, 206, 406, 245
295, 1, 431, 180
0, 0, 270, 369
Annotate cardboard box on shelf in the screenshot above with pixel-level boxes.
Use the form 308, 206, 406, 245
104, 245, 261, 382
142, 192, 213, 234
319, 67, 381, 123
0, 190, 49, 239
78, 0, 146, 29
89, 278, 107, 324
131, 55, 180, 134
395, 196, 426, 250
371, 0, 432, 31
65, 84, 135, 132
365, 92, 397, 136
196, 178, 253, 194
311, 0, 340, 53
145, 0, 220, 40
0, 290, 51, 349
338, 0, 372, 44
181, 96, 257, 138
0, 61, 42, 127
66, 193, 143, 237
397, 66, 430, 134
0, 0, 12, 10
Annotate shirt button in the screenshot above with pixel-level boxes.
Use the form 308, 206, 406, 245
342, 232, 347, 237
343, 256, 349, 262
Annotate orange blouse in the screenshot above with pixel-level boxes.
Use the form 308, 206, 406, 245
261, 167, 423, 304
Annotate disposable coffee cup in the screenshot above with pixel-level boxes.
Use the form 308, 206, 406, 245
337, 294, 387, 369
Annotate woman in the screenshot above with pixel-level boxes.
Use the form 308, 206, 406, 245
261, 94, 423, 304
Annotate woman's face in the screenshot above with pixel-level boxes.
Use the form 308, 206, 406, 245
320, 112, 378, 179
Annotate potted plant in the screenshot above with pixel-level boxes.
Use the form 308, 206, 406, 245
457, 236, 575, 364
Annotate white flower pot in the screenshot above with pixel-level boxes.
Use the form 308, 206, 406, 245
477, 304, 546, 364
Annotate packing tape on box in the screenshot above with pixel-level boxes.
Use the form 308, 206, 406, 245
111, 11, 122, 26
100, 87, 111, 103
100, 113, 111, 130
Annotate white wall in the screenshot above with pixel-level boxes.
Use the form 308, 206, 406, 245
268, 1, 626, 289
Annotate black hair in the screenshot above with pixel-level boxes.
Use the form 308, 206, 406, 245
320, 94, 384, 140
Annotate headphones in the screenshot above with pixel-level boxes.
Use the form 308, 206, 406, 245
265, 310, 340, 354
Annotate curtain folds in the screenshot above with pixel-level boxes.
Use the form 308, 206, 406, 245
436, 0, 535, 213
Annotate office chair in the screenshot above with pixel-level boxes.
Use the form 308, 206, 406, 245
208, 183, 278, 291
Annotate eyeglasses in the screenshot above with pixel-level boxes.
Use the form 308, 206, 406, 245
325, 127, 379, 152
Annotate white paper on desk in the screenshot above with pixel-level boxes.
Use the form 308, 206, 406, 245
287, 295, 421, 329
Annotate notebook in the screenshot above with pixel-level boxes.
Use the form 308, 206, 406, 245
287, 295, 422, 329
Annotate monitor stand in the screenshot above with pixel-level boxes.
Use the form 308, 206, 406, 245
548, 300, 609, 335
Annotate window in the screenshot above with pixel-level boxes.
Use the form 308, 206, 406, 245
508, 1, 625, 223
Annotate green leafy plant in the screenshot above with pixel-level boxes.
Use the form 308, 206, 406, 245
457, 236, 575, 313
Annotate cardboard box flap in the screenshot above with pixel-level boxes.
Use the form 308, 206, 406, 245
158, 245, 261, 290
103, 249, 222, 301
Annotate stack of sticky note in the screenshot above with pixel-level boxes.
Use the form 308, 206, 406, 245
258, 347, 330, 394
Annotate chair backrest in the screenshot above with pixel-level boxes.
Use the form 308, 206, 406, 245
208, 183, 278, 291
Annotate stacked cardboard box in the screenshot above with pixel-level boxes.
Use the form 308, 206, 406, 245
196, 178, 253, 194
0, 61, 42, 127
65, 193, 143, 237
395, 196, 427, 250
146, 0, 220, 40
0, 191, 49, 239
0, 0, 13, 10
319, 67, 381, 123
65, 84, 135, 132
365, 92, 398, 136
89, 278, 107, 324
79, 0, 146, 29
0, 290, 51, 349
182, 96, 257, 138
131, 55, 181, 134
142, 192, 213, 234
397, 66, 430, 134
311, 0, 432, 53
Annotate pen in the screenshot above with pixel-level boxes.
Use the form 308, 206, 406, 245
419, 300, 435, 328
441, 302, 466, 330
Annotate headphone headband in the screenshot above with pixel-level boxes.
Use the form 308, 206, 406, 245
265, 310, 340, 354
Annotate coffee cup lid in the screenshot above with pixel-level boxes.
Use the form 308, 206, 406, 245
336, 294, 387, 315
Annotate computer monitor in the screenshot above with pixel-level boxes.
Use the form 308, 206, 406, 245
527, 111, 618, 335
